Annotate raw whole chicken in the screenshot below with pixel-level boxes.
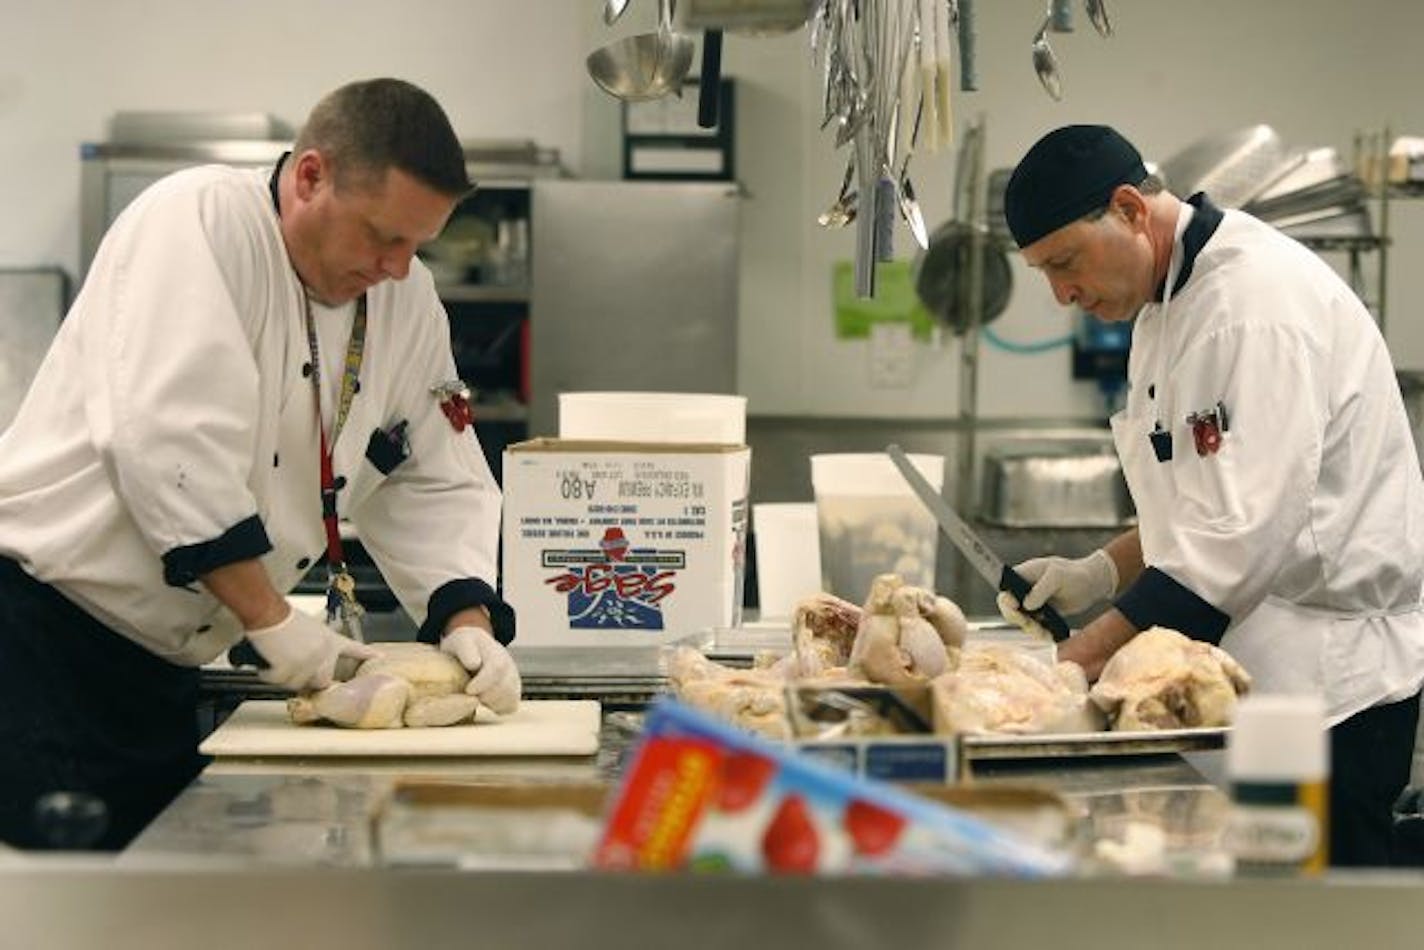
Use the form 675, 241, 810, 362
762, 591, 863, 678
848, 574, 969, 686
1090, 627, 1253, 731
930, 643, 1104, 735
287, 642, 482, 729
666, 646, 861, 739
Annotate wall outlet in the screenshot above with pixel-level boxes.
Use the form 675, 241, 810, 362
868, 322, 914, 388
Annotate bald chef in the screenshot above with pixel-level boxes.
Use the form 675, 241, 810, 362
997, 124, 1424, 867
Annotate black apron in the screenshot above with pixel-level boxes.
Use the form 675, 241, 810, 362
0, 557, 207, 850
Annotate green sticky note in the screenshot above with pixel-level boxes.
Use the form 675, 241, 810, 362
832, 260, 936, 340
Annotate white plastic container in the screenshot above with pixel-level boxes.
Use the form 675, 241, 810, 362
752, 503, 822, 620
1226, 694, 1330, 874
810, 453, 944, 604
558, 392, 747, 444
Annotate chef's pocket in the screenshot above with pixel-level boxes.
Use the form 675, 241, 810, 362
366, 424, 411, 475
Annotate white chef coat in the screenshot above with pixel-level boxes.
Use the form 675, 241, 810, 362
0, 164, 504, 666
1111, 194, 1424, 725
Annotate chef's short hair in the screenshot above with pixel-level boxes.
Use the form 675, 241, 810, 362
295, 78, 472, 198
1080, 173, 1167, 223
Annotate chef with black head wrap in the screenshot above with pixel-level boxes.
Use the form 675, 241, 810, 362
997, 124, 1424, 867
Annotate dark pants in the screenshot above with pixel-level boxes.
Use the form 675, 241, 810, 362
0, 557, 207, 851
1330, 690, 1420, 867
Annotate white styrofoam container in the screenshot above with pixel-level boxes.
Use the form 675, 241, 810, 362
558, 392, 747, 444
502, 439, 749, 646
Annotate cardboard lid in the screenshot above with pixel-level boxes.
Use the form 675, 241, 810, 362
507, 438, 748, 454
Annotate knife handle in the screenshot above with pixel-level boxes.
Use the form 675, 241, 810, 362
228, 639, 268, 670
998, 565, 1072, 643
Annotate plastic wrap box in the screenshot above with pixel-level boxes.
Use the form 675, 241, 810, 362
370, 776, 1075, 870
593, 700, 1071, 875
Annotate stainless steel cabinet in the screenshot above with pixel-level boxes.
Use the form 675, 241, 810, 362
528, 180, 741, 437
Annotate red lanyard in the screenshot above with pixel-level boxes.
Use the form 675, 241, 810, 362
301, 292, 368, 572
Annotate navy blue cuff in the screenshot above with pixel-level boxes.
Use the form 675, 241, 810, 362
417, 578, 516, 646
162, 515, 273, 587
1114, 566, 1231, 644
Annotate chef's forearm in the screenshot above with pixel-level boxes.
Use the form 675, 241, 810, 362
1103, 528, 1144, 594
1057, 607, 1138, 681
200, 559, 289, 630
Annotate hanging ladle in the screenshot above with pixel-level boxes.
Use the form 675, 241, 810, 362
1031, 13, 1063, 101
587, 0, 695, 101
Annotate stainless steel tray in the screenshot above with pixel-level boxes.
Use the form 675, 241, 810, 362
511, 641, 695, 702
963, 727, 1227, 761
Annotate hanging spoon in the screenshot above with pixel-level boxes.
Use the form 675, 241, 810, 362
1031, 13, 1063, 101
1085, 0, 1112, 37
888, 97, 929, 250
604, 0, 631, 26
818, 157, 858, 228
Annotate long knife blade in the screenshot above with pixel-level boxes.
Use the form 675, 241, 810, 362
886, 444, 1071, 642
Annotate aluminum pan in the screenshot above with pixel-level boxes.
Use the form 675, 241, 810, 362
963, 727, 1227, 761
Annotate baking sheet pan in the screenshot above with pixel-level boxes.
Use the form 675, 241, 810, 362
200, 700, 602, 758
962, 726, 1227, 761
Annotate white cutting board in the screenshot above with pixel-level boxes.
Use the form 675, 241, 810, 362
200, 700, 601, 758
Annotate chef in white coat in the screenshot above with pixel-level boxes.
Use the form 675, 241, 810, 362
998, 124, 1424, 866
0, 78, 519, 850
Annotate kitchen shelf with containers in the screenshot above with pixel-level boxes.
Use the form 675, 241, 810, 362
418, 145, 567, 478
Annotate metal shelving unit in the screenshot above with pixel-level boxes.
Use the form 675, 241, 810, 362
1292, 126, 1424, 336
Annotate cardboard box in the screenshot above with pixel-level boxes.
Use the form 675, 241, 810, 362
502, 439, 750, 646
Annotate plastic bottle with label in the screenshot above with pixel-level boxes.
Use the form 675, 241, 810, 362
1225, 695, 1330, 874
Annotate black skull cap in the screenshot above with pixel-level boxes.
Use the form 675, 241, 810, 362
1004, 124, 1148, 248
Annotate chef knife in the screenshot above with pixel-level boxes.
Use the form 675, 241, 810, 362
886, 444, 1072, 642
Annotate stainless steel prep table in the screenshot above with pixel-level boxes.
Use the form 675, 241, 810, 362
179, 621, 1237, 866
97, 651, 1424, 950
133, 704, 1229, 867
6, 858, 1424, 950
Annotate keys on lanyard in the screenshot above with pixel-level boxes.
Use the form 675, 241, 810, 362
326, 566, 366, 643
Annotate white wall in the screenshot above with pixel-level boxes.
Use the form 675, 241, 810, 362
3, 0, 1422, 420
0, 0, 587, 272
711, 0, 1424, 418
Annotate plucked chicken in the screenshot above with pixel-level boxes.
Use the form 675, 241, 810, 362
667, 646, 863, 739
1090, 627, 1252, 731
287, 642, 482, 729
931, 643, 1104, 735
761, 591, 864, 678
848, 574, 969, 686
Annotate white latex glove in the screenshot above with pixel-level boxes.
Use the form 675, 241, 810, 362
441, 625, 522, 715
1016, 549, 1119, 615
245, 607, 381, 691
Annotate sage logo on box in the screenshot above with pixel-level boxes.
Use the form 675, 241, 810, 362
542, 526, 687, 629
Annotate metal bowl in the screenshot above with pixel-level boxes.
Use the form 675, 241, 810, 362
979, 437, 1134, 528
587, 30, 695, 102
